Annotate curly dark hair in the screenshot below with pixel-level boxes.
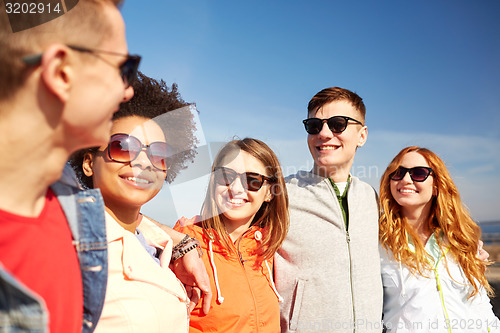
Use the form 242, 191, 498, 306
69, 72, 199, 189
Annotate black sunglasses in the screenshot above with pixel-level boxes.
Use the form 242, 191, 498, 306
107, 133, 168, 171
22, 45, 141, 87
67, 45, 141, 86
302, 116, 364, 135
214, 167, 275, 192
389, 166, 433, 182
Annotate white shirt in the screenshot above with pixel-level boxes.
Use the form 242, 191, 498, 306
380, 234, 500, 333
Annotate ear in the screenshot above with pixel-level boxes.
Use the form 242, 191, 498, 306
264, 187, 274, 202
357, 126, 368, 148
82, 152, 95, 177
40, 44, 73, 102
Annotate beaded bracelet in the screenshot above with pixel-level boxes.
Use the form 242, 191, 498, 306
172, 234, 190, 253
171, 236, 201, 262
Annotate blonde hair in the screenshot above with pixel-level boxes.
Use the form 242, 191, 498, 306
379, 146, 491, 298
201, 138, 289, 261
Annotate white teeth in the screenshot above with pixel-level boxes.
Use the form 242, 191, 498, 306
318, 146, 337, 150
125, 177, 150, 184
399, 189, 416, 193
229, 198, 245, 204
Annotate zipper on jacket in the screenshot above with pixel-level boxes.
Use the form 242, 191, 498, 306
432, 248, 451, 333
238, 250, 245, 264
235, 230, 250, 265
330, 177, 356, 333
346, 229, 356, 332
235, 229, 261, 332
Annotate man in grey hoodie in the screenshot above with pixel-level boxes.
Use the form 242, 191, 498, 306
275, 87, 383, 333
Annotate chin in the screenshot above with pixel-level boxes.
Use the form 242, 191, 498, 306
80, 133, 109, 151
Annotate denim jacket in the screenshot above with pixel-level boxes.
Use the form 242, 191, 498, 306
0, 165, 108, 332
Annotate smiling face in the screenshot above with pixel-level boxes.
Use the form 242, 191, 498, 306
307, 101, 367, 181
83, 116, 167, 212
214, 150, 273, 230
390, 151, 435, 216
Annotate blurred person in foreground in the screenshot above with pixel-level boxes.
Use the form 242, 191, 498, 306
0, 3, 210, 332
379, 146, 499, 332
0, 1, 135, 331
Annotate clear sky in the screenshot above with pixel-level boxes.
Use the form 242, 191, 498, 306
120, 0, 500, 225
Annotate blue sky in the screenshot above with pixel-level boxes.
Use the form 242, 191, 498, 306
120, 0, 500, 225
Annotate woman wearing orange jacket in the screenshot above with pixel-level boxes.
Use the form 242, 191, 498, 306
175, 138, 289, 332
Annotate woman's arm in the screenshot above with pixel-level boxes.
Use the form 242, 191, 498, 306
145, 217, 212, 314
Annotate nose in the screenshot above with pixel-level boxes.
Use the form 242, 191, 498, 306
131, 149, 153, 169
123, 85, 134, 102
228, 175, 246, 195
317, 121, 333, 139
401, 170, 413, 182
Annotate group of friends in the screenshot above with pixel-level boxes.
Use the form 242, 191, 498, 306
0, 0, 498, 332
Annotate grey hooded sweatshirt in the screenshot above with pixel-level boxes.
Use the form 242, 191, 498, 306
276, 171, 383, 333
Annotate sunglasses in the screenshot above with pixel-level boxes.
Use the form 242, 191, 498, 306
107, 133, 168, 171
302, 116, 364, 135
67, 45, 141, 86
214, 167, 276, 192
22, 45, 141, 87
389, 166, 433, 182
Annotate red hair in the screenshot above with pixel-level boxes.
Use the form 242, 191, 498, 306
379, 146, 491, 298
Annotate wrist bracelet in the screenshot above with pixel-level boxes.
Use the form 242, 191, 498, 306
172, 234, 190, 253
171, 237, 201, 262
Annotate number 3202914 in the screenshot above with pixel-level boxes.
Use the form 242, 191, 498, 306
5, 2, 62, 14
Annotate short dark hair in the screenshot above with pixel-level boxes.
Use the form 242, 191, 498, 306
69, 72, 198, 189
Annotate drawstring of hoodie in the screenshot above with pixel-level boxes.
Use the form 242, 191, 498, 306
434, 247, 451, 333
397, 245, 453, 333
256, 230, 283, 302
264, 259, 283, 302
207, 231, 283, 304
208, 239, 225, 304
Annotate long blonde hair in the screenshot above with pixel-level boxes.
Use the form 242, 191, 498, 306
200, 138, 289, 261
379, 146, 491, 298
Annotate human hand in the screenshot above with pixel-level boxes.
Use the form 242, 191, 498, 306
171, 248, 212, 314
185, 285, 203, 313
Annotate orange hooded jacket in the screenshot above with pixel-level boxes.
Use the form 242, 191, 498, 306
175, 216, 282, 333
